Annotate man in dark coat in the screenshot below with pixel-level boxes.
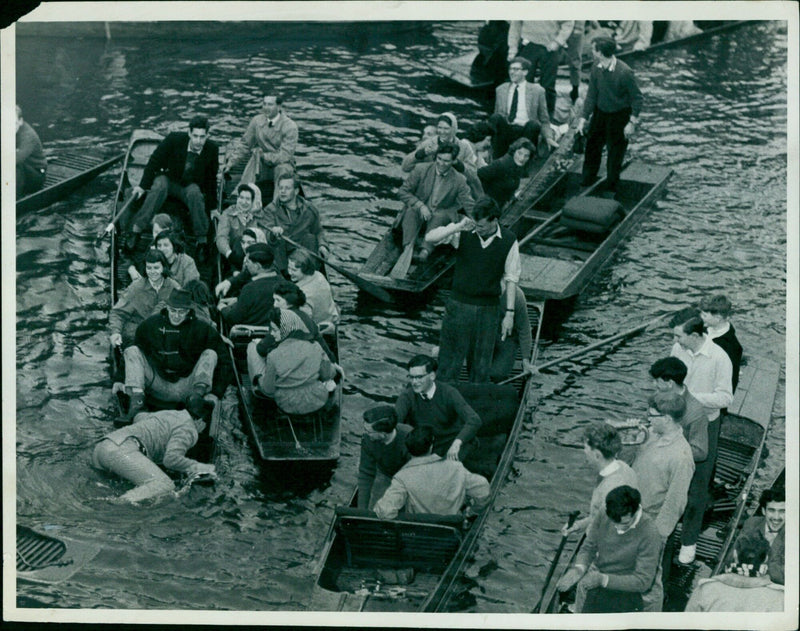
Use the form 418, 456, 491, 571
126, 115, 219, 254
219, 243, 280, 327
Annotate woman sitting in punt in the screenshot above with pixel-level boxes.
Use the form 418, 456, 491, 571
246, 308, 343, 416
287, 249, 340, 332
153, 230, 200, 287
477, 137, 536, 207
213, 182, 263, 271
126, 212, 175, 282
272, 280, 335, 362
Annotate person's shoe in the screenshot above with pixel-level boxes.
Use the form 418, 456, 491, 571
185, 392, 207, 420
678, 544, 696, 564
118, 390, 144, 426
192, 383, 209, 398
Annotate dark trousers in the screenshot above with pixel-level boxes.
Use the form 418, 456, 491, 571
583, 587, 643, 613
582, 107, 631, 190
437, 298, 501, 383
488, 113, 541, 160
133, 175, 208, 242
519, 42, 559, 115
681, 416, 721, 545
17, 163, 46, 196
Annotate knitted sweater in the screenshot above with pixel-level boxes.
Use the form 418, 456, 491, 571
583, 58, 643, 117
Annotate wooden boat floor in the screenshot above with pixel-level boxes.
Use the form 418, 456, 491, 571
519, 256, 583, 299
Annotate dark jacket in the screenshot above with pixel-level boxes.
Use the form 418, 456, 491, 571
221, 273, 280, 327
477, 153, 525, 207
140, 131, 219, 210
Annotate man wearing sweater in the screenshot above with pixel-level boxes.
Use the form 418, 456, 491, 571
357, 406, 412, 510
394, 355, 483, 463
218, 243, 280, 327
425, 196, 520, 383
16, 105, 47, 196
698, 294, 743, 393
557, 485, 661, 613
507, 20, 575, 116
578, 37, 643, 192
632, 391, 695, 611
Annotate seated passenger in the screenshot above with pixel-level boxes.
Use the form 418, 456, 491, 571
184, 279, 216, 327
110, 249, 180, 349
357, 406, 412, 510
214, 182, 263, 270
119, 289, 228, 424
287, 249, 339, 330
477, 137, 536, 207
16, 105, 47, 196
246, 308, 343, 416
92, 394, 216, 503
271, 280, 335, 362
218, 243, 280, 327
154, 230, 200, 287
126, 212, 176, 282
490, 283, 535, 382
373, 425, 490, 519
726, 487, 785, 586
214, 228, 261, 300
614, 21, 653, 51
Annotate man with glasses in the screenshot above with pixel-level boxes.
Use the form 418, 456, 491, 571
488, 56, 555, 160
394, 355, 483, 464
118, 289, 229, 425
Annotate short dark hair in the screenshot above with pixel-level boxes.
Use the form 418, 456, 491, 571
678, 316, 706, 337
183, 279, 213, 308
405, 425, 435, 457
242, 228, 258, 241
435, 141, 459, 160
407, 354, 437, 373
583, 423, 622, 459
668, 306, 700, 328
144, 248, 169, 270
472, 195, 501, 222
593, 37, 617, 58
246, 244, 274, 267
276, 171, 299, 189
699, 295, 732, 318
274, 280, 307, 308
288, 248, 317, 275
733, 532, 770, 574
605, 485, 640, 523
154, 230, 184, 253
649, 357, 688, 386
363, 405, 398, 433
189, 115, 209, 132
267, 306, 282, 328
648, 391, 686, 421
508, 137, 536, 156
237, 184, 255, 200
509, 56, 531, 71
759, 486, 786, 512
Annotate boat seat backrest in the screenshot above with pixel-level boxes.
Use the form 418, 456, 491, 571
560, 196, 624, 235
335, 514, 463, 571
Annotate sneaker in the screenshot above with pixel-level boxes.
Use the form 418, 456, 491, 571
678, 544, 696, 564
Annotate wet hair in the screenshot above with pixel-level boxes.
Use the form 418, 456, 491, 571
472, 195, 502, 222
733, 533, 770, 574
668, 306, 700, 328
273, 279, 307, 308
699, 295, 732, 318
405, 425, 435, 457
154, 230, 184, 253
509, 56, 532, 71
434, 141, 459, 160
288, 248, 317, 276
236, 184, 255, 200
144, 248, 169, 273
605, 485, 640, 523
647, 391, 686, 421
677, 316, 706, 337
758, 486, 786, 512
593, 37, 617, 58
407, 354, 437, 373
649, 357, 688, 386
509, 137, 536, 156
189, 115, 209, 132
583, 422, 622, 460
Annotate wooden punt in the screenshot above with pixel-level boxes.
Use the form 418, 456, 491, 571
16, 150, 123, 216
225, 323, 343, 464
309, 300, 546, 612
512, 160, 673, 303
16, 525, 102, 585
536, 354, 781, 614
354, 127, 580, 303
428, 21, 755, 91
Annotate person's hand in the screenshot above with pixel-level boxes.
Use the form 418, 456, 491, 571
546, 135, 560, 149
547, 41, 560, 52
210, 209, 221, 221
562, 516, 588, 537
633, 40, 648, 52
446, 439, 462, 461
132, 186, 145, 199
188, 462, 216, 476
419, 205, 432, 222
215, 279, 231, 298
623, 121, 635, 140
580, 567, 605, 590
557, 567, 583, 592
128, 266, 142, 282
577, 118, 587, 135
333, 363, 346, 380
522, 358, 535, 375
318, 245, 330, 259
458, 216, 476, 232
507, 49, 517, 62
220, 334, 234, 349
110, 333, 123, 347
217, 297, 236, 309
324, 379, 337, 393
270, 226, 284, 237
500, 311, 514, 340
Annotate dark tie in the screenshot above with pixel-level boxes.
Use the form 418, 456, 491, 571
420, 393, 429, 401
509, 85, 520, 122
268, 120, 274, 128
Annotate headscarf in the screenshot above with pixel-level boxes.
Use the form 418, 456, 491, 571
437, 112, 459, 142
278, 308, 309, 340
236, 182, 263, 215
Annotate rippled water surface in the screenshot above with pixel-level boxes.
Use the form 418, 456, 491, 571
14, 21, 787, 613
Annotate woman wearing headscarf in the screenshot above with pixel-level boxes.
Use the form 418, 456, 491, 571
477, 137, 536, 207
401, 112, 478, 175
246, 308, 343, 415
214, 182, 263, 269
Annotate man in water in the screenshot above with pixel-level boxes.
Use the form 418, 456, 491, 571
16, 105, 47, 196
126, 115, 220, 258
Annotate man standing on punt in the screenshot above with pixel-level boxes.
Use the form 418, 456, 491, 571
577, 36, 643, 193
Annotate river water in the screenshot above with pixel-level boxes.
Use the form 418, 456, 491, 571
13, 20, 787, 615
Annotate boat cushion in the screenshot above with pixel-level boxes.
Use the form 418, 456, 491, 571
560, 197, 624, 234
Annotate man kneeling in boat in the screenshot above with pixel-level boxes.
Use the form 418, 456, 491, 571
119, 289, 229, 424
358, 406, 412, 510
373, 426, 490, 520
92, 394, 216, 503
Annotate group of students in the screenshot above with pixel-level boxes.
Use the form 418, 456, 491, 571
549, 295, 784, 613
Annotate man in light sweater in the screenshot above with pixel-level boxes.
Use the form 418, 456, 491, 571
557, 485, 661, 613
632, 391, 695, 611
507, 20, 575, 116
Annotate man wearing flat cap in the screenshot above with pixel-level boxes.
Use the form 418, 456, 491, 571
119, 289, 229, 424
219, 243, 280, 327
358, 406, 413, 510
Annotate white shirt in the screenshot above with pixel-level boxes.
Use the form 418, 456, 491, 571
451, 225, 522, 285
509, 81, 530, 126
671, 335, 733, 421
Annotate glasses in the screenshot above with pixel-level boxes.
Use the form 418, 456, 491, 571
509, 66, 525, 72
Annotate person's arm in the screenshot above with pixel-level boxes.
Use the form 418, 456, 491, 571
181, 255, 200, 285
603, 525, 661, 592
262, 119, 298, 166
308, 202, 330, 253
464, 469, 491, 511
394, 388, 413, 426
357, 441, 378, 509
626, 67, 644, 120
162, 421, 202, 473
451, 387, 483, 445
494, 85, 505, 116
692, 356, 734, 411
16, 126, 39, 164
401, 137, 434, 172
507, 21, 522, 59
579, 70, 598, 132
554, 21, 575, 48
654, 457, 694, 538
456, 175, 475, 216
477, 158, 504, 188
109, 286, 139, 342
500, 241, 522, 340
216, 212, 233, 257
260, 354, 278, 396
687, 417, 709, 462
458, 139, 477, 170
425, 215, 473, 245
373, 477, 407, 520
396, 166, 426, 212
226, 118, 257, 170
139, 135, 171, 191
